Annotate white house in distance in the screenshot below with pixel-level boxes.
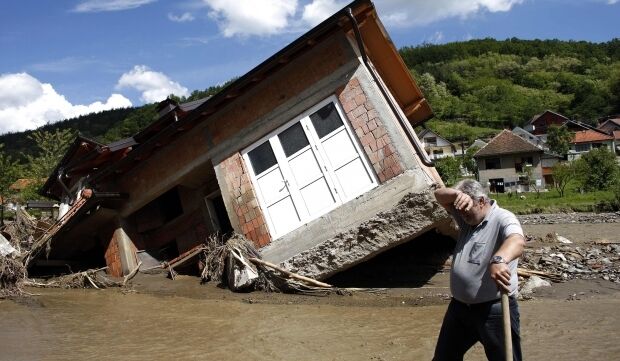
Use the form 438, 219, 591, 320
418, 129, 464, 160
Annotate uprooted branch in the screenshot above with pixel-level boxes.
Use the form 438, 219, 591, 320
200, 233, 378, 296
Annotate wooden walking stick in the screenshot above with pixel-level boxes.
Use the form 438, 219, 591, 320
501, 292, 513, 361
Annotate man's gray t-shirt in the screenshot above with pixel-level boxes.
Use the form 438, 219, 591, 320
449, 200, 523, 304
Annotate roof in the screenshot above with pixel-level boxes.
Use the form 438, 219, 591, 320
9, 178, 39, 191
598, 118, 620, 130
474, 130, 542, 158
418, 129, 452, 144
528, 110, 568, 124
614, 130, 620, 140
573, 129, 614, 143
39, 135, 134, 200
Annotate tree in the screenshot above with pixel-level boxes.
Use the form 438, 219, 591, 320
0, 144, 21, 224
522, 164, 542, 198
573, 147, 619, 192
0, 144, 21, 198
551, 162, 572, 197
25, 129, 76, 189
434, 156, 462, 186
546, 125, 573, 156
462, 146, 480, 177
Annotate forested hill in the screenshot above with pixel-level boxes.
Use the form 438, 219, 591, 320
2, 39, 619, 160
401, 38, 620, 135
0, 107, 136, 161
0, 82, 231, 162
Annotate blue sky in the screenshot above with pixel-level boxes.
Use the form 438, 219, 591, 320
0, 0, 618, 134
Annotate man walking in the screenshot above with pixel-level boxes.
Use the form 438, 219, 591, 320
433, 179, 525, 361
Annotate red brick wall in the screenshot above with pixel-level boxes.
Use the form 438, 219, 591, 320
338, 77, 404, 183
104, 237, 123, 277
220, 153, 271, 248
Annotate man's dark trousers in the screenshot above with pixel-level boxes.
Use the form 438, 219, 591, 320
433, 296, 522, 361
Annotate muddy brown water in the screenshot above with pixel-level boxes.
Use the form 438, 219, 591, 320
1, 279, 619, 361
2, 222, 620, 360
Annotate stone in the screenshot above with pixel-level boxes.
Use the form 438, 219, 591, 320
520, 275, 551, 296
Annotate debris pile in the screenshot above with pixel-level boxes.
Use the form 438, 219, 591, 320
24, 267, 124, 289
518, 212, 620, 225
201, 234, 353, 295
0, 256, 26, 298
520, 238, 620, 283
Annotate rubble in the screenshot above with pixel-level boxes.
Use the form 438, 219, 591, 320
520, 240, 620, 283
520, 275, 551, 297
518, 212, 620, 225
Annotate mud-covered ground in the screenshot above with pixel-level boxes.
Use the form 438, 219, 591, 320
0, 220, 619, 360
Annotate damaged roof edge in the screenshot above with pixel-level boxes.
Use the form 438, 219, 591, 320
39, 135, 106, 200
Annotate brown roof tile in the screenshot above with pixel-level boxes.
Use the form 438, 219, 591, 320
474, 130, 542, 158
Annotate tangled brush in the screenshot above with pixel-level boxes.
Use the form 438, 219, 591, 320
201, 233, 346, 295
0, 256, 27, 298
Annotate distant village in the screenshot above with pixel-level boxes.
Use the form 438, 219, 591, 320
419, 110, 620, 193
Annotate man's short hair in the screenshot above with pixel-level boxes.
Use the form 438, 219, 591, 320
454, 179, 489, 203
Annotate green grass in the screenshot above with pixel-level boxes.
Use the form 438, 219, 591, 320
491, 186, 617, 214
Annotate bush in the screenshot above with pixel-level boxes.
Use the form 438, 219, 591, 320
573, 147, 619, 192
434, 157, 462, 186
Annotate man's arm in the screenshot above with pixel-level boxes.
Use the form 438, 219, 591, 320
489, 233, 526, 293
434, 187, 473, 212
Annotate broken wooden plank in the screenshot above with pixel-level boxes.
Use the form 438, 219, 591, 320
248, 257, 332, 288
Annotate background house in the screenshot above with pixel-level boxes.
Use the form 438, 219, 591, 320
568, 129, 615, 160
418, 129, 463, 159
474, 129, 546, 193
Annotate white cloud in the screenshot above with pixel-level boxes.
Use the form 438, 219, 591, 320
116, 65, 189, 103
0, 73, 132, 134
374, 0, 525, 27
203, 0, 297, 37
427, 31, 445, 44
168, 12, 195, 22
73, 0, 156, 13
204, 0, 524, 37
301, 0, 347, 27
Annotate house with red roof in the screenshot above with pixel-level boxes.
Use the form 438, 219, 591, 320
568, 129, 615, 160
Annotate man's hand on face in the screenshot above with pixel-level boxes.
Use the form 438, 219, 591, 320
453, 191, 473, 212
490, 262, 512, 293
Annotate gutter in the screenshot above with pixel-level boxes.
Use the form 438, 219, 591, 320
345, 8, 434, 167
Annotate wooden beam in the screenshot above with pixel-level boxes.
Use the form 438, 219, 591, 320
403, 98, 426, 118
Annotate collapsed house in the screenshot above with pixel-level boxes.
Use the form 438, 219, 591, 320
31, 0, 451, 280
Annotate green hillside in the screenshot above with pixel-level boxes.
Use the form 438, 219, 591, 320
401, 38, 620, 133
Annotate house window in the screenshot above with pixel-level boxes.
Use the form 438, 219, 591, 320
243, 96, 377, 239
485, 158, 501, 170
433, 149, 444, 157
515, 156, 533, 173
575, 143, 590, 152
425, 137, 437, 146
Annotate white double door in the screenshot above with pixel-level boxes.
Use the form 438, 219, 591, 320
244, 99, 376, 239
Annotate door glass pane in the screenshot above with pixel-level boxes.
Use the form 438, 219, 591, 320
310, 103, 343, 138
320, 129, 357, 169
279, 122, 309, 157
248, 141, 277, 175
